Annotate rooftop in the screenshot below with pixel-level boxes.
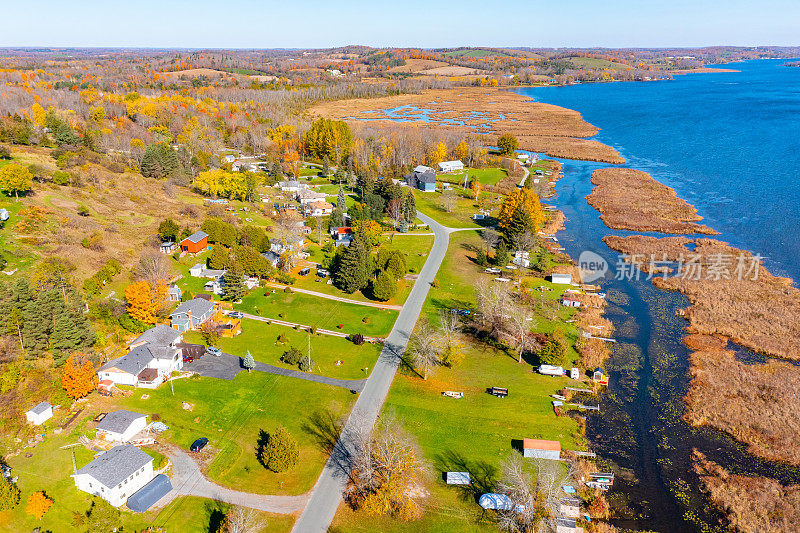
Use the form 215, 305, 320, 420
522, 438, 561, 451
183, 230, 208, 244
96, 410, 147, 435
100, 345, 154, 375
130, 325, 181, 348
75, 445, 152, 489
28, 401, 52, 415
171, 297, 214, 318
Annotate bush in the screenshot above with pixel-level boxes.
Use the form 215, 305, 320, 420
371, 270, 397, 301
431, 278, 440, 288
258, 425, 299, 473
0, 476, 20, 510
52, 170, 70, 185
298, 356, 314, 372
283, 286, 292, 294
0, 146, 11, 160
352, 333, 365, 346
277, 333, 288, 344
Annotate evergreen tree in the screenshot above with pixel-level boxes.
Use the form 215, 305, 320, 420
140, 145, 164, 178
495, 241, 510, 267
402, 190, 417, 224
372, 270, 397, 301
85, 497, 121, 533
0, 476, 20, 511
259, 425, 299, 473
158, 218, 180, 242
330, 208, 344, 228
208, 245, 230, 270
476, 248, 488, 266
337, 186, 347, 212
242, 350, 256, 373
505, 202, 536, 244
539, 337, 567, 366
222, 264, 246, 302
333, 231, 371, 294
271, 160, 283, 181
322, 156, 331, 178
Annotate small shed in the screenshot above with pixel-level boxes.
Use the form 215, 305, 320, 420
167, 285, 182, 302
159, 241, 176, 254
445, 472, 471, 485
550, 273, 572, 285
127, 474, 173, 513
522, 439, 561, 460
26, 401, 53, 425
556, 517, 579, 533
0, 208, 9, 222
592, 368, 605, 382
189, 263, 205, 277
96, 410, 148, 443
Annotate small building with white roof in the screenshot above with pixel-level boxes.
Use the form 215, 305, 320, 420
96, 410, 148, 443
26, 401, 53, 425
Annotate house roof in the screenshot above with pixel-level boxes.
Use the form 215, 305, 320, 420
310, 201, 333, 210
130, 325, 181, 348
418, 169, 436, 183
414, 165, 432, 173
439, 160, 463, 167
28, 401, 52, 415
261, 251, 280, 263
75, 445, 152, 489
190, 263, 205, 271
522, 438, 561, 451
100, 345, 154, 375
127, 474, 172, 513
96, 410, 147, 435
137, 368, 159, 383
297, 189, 326, 199
183, 231, 208, 244
171, 297, 214, 318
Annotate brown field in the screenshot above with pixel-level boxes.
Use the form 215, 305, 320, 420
587, 168, 716, 234
684, 336, 800, 464
602, 235, 693, 273
386, 59, 449, 73
694, 452, 800, 532
161, 68, 232, 78
603, 236, 800, 360
309, 87, 625, 164
420, 65, 484, 76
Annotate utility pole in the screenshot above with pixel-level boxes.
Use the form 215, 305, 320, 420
307, 329, 312, 371
61, 442, 80, 475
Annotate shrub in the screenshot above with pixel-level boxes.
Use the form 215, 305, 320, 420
371, 270, 397, 301
284, 286, 292, 294
0, 476, 20, 510
352, 333, 365, 346
298, 356, 314, 372
0, 146, 11, 160
52, 170, 70, 185
281, 347, 302, 365
276, 333, 288, 344
431, 278, 440, 288
258, 425, 299, 473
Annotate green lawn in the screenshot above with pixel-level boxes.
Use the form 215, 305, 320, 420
4, 425, 293, 532
116, 371, 356, 496
184, 319, 382, 381
237, 289, 397, 337
438, 167, 508, 187
0, 196, 39, 277
444, 49, 494, 58
413, 190, 482, 229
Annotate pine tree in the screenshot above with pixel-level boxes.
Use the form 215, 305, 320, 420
222, 264, 246, 302
495, 241, 510, 267
322, 156, 331, 178
259, 425, 299, 473
333, 231, 371, 294
50, 312, 83, 358
505, 202, 536, 243
337, 186, 347, 212
372, 270, 397, 301
242, 350, 256, 373
402, 190, 416, 224
0, 476, 20, 511
208, 245, 230, 270
140, 145, 164, 178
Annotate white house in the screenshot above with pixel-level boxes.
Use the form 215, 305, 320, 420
550, 273, 572, 285
98, 325, 184, 388
438, 160, 464, 173
276, 180, 307, 193
513, 251, 531, 268
297, 188, 328, 205
204, 279, 224, 295
25, 401, 53, 425
96, 410, 148, 443
307, 201, 334, 217
73, 445, 154, 507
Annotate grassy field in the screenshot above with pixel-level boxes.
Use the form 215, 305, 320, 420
444, 49, 494, 58
438, 167, 508, 188
184, 319, 382, 380
332, 231, 584, 532
115, 371, 356, 496
413, 190, 482, 229
237, 289, 398, 337
3, 418, 295, 532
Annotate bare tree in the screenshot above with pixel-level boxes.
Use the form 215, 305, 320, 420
441, 189, 457, 213
481, 229, 501, 252
224, 506, 266, 533
135, 252, 173, 287
407, 319, 442, 380
474, 279, 511, 339
512, 231, 538, 254
387, 197, 403, 228
436, 310, 465, 366
506, 299, 534, 364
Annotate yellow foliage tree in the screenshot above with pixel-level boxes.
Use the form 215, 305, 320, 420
453, 140, 469, 163
124, 281, 158, 324
61, 353, 98, 399
470, 180, 482, 200
26, 491, 53, 520
31, 103, 46, 126
0, 163, 33, 200
497, 188, 545, 236
426, 142, 448, 167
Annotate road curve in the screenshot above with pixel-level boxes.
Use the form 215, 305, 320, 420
291, 211, 453, 532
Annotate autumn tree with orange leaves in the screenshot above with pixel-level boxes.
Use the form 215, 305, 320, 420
124, 280, 158, 324
61, 353, 98, 399
26, 491, 53, 520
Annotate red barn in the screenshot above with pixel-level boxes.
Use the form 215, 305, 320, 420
181, 231, 209, 254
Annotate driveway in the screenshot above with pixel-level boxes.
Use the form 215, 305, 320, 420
158, 447, 307, 514
182, 349, 367, 391
291, 211, 454, 532
264, 283, 403, 311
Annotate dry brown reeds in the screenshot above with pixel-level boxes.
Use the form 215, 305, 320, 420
587, 168, 717, 234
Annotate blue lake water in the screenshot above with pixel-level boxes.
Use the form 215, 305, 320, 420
512, 61, 800, 531
517, 59, 800, 281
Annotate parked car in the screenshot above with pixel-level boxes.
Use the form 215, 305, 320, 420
317, 269, 329, 278
299, 267, 310, 276
190, 437, 209, 452
206, 347, 222, 357
227, 311, 244, 319
182, 355, 195, 363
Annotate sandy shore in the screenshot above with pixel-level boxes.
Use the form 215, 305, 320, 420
309, 87, 625, 164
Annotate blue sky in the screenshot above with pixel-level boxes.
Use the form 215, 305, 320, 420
3, 0, 800, 48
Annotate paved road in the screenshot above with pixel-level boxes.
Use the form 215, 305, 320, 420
159, 447, 307, 514
183, 350, 368, 391
291, 212, 455, 532
264, 283, 403, 311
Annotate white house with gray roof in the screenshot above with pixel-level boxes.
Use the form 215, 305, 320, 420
73, 445, 154, 507
96, 410, 148, 443
25, 401, 53, 425
170, 297, 215, 332
98, 325, 184, 388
